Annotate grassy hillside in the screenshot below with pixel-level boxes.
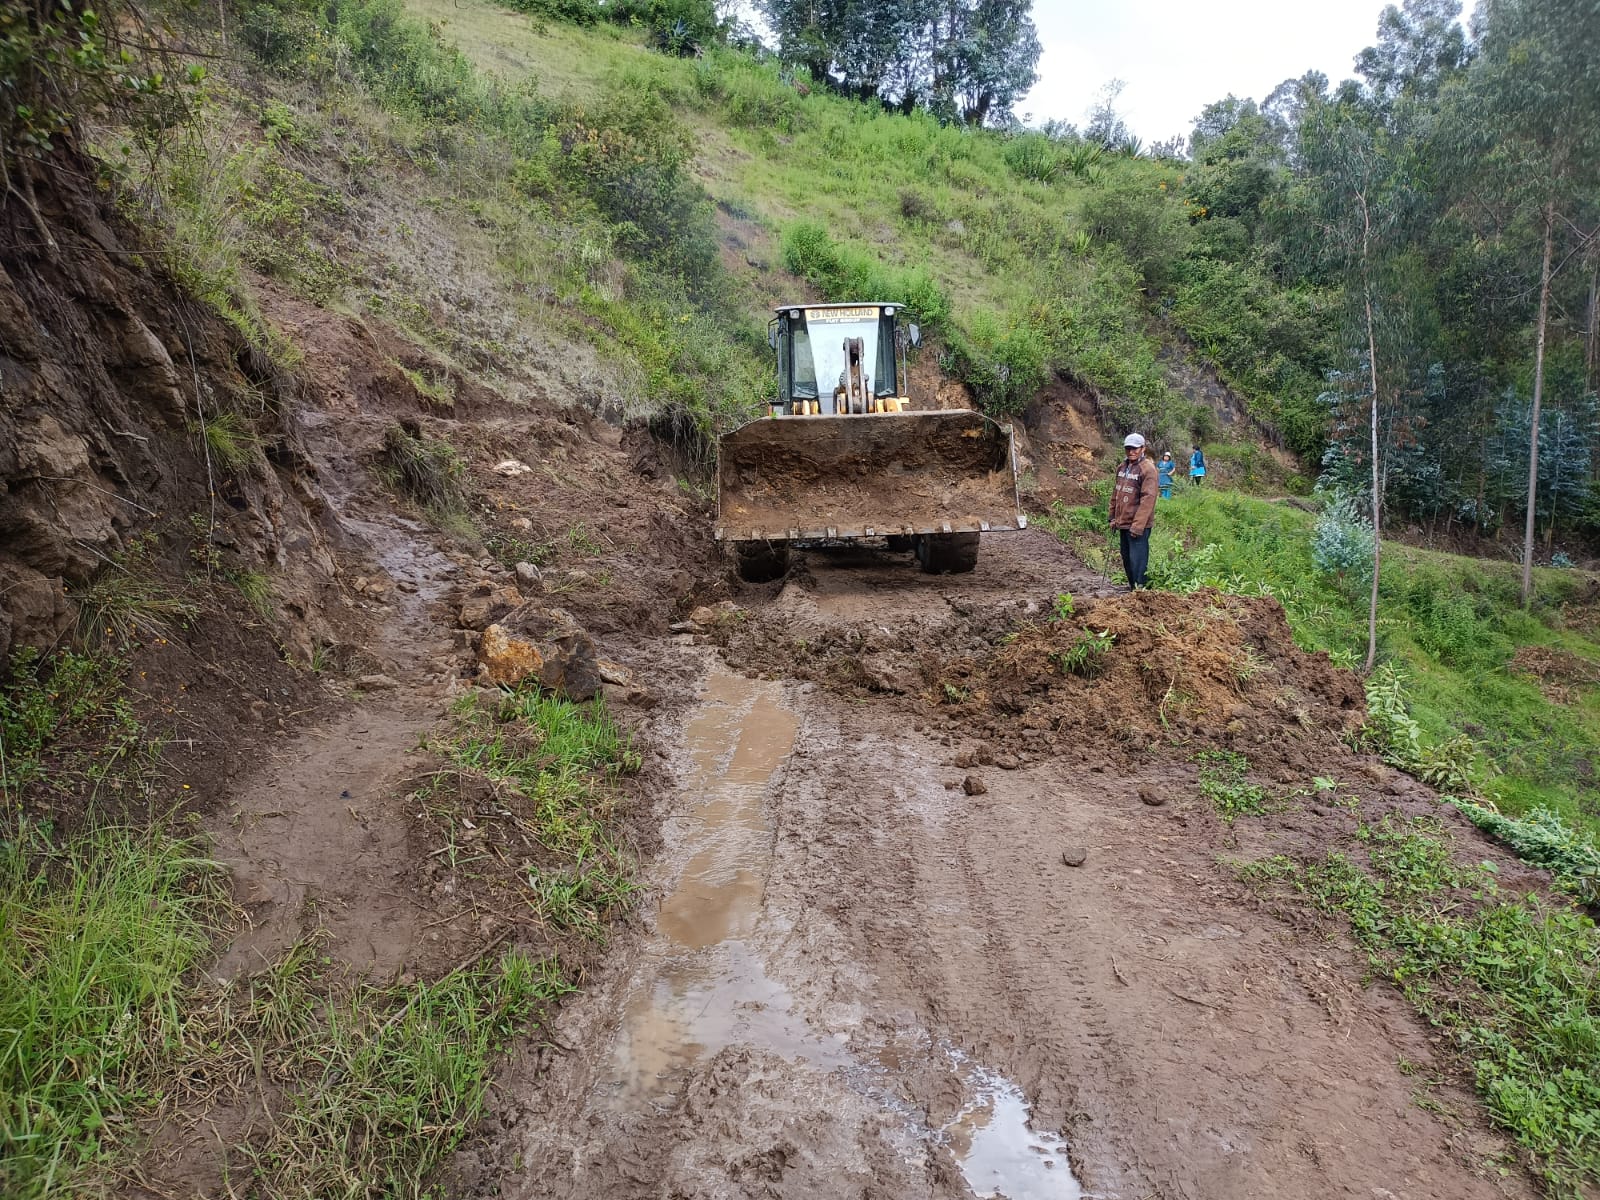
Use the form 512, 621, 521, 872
1044, 488, 1600, 847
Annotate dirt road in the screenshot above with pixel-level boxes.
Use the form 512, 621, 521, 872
460, 532, 1528, 1200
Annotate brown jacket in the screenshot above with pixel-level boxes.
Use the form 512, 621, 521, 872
1109, 455, 1159, 536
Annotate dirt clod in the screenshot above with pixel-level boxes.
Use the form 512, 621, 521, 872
1139, 787, 1165, 806
963, 774, 988, 796
1061, 847, 1089, 866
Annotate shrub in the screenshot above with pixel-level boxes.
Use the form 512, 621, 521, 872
1003, 134, 1058, 183
941, 311, 1048, 417
1311, 493, 1374, 590
380, 424, 468, 514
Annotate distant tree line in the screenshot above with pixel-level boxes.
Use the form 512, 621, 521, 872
1165, 0, 1599, 593
758, 0, 1042, 126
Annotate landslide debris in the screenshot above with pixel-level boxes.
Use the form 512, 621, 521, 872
726, 584, 1365, 775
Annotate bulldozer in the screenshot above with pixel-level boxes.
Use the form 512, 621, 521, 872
716, 303, 1026, 582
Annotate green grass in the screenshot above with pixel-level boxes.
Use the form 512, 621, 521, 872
421, 687, 639, 936
1241, 816, 1600, 1196
1197, 749, 1271, 821
209, 938, 567, 1196
1041, 487, 1600, 838
1, 651, 593, 1196
0, 822, 222, 1198
0, 651, 148, 810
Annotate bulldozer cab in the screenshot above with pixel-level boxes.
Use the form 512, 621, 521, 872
770, 304, 915, 415
719, 300, 1024, 580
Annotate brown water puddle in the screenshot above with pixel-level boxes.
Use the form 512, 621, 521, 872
602, 670, 846, 1105
599, 670, 1087, 1199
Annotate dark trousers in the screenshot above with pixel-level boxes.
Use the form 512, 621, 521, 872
1119, 529, 1150, 589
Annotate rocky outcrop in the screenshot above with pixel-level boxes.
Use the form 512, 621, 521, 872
0, 154, 343, 664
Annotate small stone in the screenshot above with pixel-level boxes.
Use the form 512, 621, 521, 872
493, 459, 533, 476
975, 743, 996, 766
1061, 847, 1088, 867
689, 605, 718, 627
996, 753, 1021, 771
962, 774, 987, 796
952, 749, 977, 768
1139, 787, 1165, 807
510, 516, 534, 532
514, 562, 542, 592
358, 674, 400, 690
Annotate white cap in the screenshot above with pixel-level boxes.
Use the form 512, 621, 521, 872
1123, 433, 1145, 448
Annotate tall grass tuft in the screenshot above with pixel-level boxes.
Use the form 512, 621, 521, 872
0, 823, 222, 1199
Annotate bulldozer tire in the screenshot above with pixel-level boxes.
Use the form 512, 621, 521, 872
734, 540, 790, 583
915, 532, 979, 574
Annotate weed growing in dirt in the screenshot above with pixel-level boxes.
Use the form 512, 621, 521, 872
196, 409, 263, 475
225, 568, 275, 622
1050, 592, 1075, 621
400, 364, 456, 408
0, 821, 222, 1199
1197, 749, 1270, 821
1052, 629, 1114, 678
0, 650, 148, 807
1243, 817, 1600, 1195
70, 561, 199, 651
380, 423, 470, 516
421, 687, 639, 935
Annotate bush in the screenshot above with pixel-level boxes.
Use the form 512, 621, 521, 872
1003, 133, 1058, 183
941, 311, 1048, 417
555, 84, 719, 284
1079, 176, 1189, 291
1311, 493, 1375, 590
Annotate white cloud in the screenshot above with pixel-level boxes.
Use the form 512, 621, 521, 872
1021, 0, 1392, 142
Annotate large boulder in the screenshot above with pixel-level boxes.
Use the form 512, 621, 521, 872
474, 606, 603, 701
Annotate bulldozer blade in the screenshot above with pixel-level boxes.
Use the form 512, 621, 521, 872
715, 410, 1025, 543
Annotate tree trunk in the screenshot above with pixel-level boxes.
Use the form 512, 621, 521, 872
1360, 191, 1382, 674
1585, 230, 1599, 392
1521, 199, 1556, 607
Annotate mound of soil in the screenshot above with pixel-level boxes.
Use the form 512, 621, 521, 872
1508, 644, 1600, 704
726, 581, 1365, 775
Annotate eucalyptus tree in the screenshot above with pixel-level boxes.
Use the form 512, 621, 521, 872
759, 0, 1040, 124
1445, 0, 1600, 602
1297, 93, 1417, 671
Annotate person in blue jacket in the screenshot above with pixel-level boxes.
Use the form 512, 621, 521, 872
1157, 451, 1176, 499
1189, 445, 1207, 487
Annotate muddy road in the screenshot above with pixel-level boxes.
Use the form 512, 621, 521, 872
459, 532, 1526, 1200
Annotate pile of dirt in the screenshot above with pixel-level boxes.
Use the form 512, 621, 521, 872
725, 579, 1365, 775
1508, 643, 1600, 704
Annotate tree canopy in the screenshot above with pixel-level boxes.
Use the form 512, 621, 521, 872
758, 0, 1042, 125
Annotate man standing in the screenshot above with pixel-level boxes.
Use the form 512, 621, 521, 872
1109, 433, 1159, 589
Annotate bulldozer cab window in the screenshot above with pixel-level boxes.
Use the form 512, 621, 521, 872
875, 311, 897, 397
801, 309, 896, 409
786, 325, 818, 402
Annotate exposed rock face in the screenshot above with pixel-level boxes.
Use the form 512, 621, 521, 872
0, 158, 343, 664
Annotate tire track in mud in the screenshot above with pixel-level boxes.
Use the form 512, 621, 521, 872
466, 532, 1533, 1200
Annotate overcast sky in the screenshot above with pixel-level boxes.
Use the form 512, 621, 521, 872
1020, 0, 1393, 143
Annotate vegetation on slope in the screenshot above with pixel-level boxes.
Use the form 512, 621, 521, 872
1043, 487, 1600, 842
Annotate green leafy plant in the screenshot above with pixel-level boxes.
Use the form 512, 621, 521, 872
1050, 592, 1075, 621
1052, 629, 1114, 678
1197, 749, 1270, 820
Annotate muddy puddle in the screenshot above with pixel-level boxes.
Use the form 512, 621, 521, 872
601, 670, 846, 1104
601, 666, 1084, 1196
